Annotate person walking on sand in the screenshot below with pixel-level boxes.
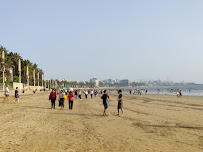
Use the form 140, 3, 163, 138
14, 87, 19, 104
75, 90, 78, 100
85, 90, 88, 99
49, 89, 56, 109
101, 90, 109, 116
94, 90, 97, 97
116, 90, 124, 117
90, 90, 93, 99
59, 90, 65, 109
2, 86, 10, 103
78, 89, 82, 100
68, 91, 75, 110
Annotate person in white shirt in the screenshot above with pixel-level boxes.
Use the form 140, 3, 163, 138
78, 90, 82, 100
90, 90, 93, 99
2, 86, 10, 103
85, 91, 88, 99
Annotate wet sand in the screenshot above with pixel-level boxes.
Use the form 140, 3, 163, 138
0, 92, 203, 152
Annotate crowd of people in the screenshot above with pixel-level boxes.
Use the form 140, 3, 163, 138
1, 85, 186, 118
127, 88, 184, 96
49, 88, 124, 117
127, 89, 148, 95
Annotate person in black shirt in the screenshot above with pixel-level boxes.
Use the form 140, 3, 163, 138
75, 90, 78, 100
101, 90, 109, 116
14, 87, 20, 104
116, 90, 124, 117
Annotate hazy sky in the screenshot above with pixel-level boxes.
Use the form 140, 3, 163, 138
1, 0, 203, 83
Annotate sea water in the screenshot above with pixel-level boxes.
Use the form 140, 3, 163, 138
110, 84, 203, 97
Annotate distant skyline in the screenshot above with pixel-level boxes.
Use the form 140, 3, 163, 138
59, 78, 197, 84
1, 0, 203, 83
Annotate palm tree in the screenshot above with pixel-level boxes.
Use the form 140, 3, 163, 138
0, 46, 44, 85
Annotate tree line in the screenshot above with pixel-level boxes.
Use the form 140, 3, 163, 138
0, 46, 44, 86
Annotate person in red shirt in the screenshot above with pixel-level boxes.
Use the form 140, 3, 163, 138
49, 89, 57, 109
68, 91, 75, 110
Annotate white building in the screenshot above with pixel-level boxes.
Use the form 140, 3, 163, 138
90, 78, 99, 87
60, 78, 69, 82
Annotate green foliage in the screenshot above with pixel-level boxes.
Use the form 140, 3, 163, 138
13, 76, 19, 82
0, 45, 44, 85
5, 81, 13, 86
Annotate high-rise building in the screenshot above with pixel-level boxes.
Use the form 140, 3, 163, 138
120, 79, 130, 86
90, 78, 99, 87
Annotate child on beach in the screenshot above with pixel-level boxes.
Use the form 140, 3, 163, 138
177, 91, 180, 97
179, 90, 182, 96
101, 90, 109, 116
14, 87, 19, 104
68, 91, 75, 110
116, 90, 124, 117
49, 89, 56, 109
2, 86, 10, 103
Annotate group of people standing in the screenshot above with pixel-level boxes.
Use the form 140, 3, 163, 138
49, 88, 124, 117
49, 89, 100, 109
76, 89, 101, 100
128, 89, 148, 95
101, 89, 124, 117
49, 89, 75, 110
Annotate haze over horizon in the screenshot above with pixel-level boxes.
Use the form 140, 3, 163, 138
1, 0, 203, 83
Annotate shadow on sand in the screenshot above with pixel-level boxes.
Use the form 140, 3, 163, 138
144, 125, 203, 129
22, 106, 101, 117
22, 106, 52, 110
51, 112, 101, 117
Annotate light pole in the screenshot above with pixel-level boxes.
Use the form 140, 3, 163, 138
33, 69, 35, 91
45, 76, 46, 89
50, 80, 52, 88
3, 67, 5, 91
42, 74, 43, 88
18, 59, 21, 91
48, 79, 50, 90
27, 66, 29, 91
1, 46, 5, 91
37, 72, 39, 90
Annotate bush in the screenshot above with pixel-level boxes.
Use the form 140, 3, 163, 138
13, 76, 19, 82
5, 81, 13, 86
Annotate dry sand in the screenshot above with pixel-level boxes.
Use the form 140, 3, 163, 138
0, 92, 203, 152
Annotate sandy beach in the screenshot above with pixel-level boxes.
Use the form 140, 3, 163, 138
0, 92, 203, 152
